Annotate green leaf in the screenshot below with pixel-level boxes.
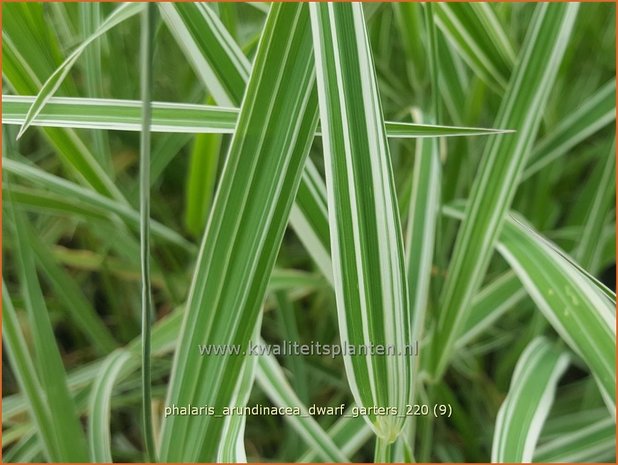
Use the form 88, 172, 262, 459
16, 3, 143, 139
492, 337, 570, 463
310, 2, 411, 442
158, 4, 319, 460
431, 3, 579, 379
2, 95, 510, 138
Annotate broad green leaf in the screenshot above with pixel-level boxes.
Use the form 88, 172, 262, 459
432, 3, 579, 379
158, 4, 319, 460
310, 2, 411, 442
492, 337, 569, 463
2, 95, 510, 138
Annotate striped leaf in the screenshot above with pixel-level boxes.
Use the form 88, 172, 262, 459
431, 3, 579, 379
158, 4, 319, 460
310, 2, 411, 442
492, 337, 570, 463
2, 95, 509, 138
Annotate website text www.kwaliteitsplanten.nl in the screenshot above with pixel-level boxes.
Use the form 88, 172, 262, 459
197, 340, 419, 359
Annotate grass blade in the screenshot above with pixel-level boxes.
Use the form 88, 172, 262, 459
158, 4, 319, 460
138, 4, 157, 461
310, 2, 411, 441
491, 337, 569, 463
431, 3, 579, 380
16, 3, 143, 139
2, 95, 510, 138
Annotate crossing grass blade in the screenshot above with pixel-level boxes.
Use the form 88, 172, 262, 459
491, 337, 570, 463
16, 3, 143, 140
2, 95, 510, 138
310, 2, 411, 442
158, 4, 319, 460
431, 3, 579, 380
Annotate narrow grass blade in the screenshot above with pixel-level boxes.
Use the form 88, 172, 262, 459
3, 158, 194, 252
574, 139, 616, 269
310, 2, 411, 441
534, 417, 616, 462
159, 4, 319, 460
16, 3, 143, 139
159, 2, 249, 106
432, 3, 579, 380
79, 2, 113, 173
298, 406, 373, 462
497, 215, 616, 414
492, 337, 569, 463
5, 198, 89, 461
255, 347, 348, 462
2, 282, 59, 461
435, 3, 515, 91
523, 80, 616, 180
88, 350, 133, 462
2, 95, 510, 138
138, 4, 157, 461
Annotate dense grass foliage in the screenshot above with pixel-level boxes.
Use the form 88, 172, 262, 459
2, 2, 616, 462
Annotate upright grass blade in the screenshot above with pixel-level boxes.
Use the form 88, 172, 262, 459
3, 5, 126, 202
491, 337, 570, 463
310, 2, 411, 442
434, 3, 515, 92
4, 195, 89, 461
574, 139, 615, 269
2, 282, 59, 461
2, 95, 509, 138
138, 4, 157, 462
431, 3, 579, 380
78, 2, 113, 174
159, 4, 319, 460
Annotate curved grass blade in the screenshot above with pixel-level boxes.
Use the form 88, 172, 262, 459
492, 337, 569, 463
88, 350, 134, 462
310, 2, 411, 442
431, 3, 579, 380
158, 4, 319, 460
2, 282, 59, 461
497, 215, 616, 414
255, 346, 348, 462
523, 80, 616, 180
2, 95, 510, 138
3, 158, 194, 252
16, 3, 143, 139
